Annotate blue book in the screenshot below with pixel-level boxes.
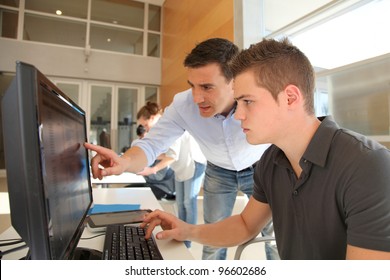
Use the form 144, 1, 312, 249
88, 204, 140, 215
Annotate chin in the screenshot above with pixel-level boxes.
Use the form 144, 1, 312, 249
199, 111, 214, 118
245, 136, 254, 144
246, 136, 260, 145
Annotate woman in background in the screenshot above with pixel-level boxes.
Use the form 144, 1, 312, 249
136, 102, 206, 248
135, 102, 176, 200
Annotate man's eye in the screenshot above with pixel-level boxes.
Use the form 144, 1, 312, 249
244, 100, 253, 105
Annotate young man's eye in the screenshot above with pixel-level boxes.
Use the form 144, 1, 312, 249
244, 100, 253, 105
202, 85, 213, 91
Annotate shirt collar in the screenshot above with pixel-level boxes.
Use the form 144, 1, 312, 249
273, 116, 339, 168
302, 116, 339, 167
213, 102, 237, 119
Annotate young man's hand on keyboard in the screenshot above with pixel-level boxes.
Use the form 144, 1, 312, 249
141, 209, 193, 242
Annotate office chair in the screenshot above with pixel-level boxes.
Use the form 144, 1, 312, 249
234, 236, 275, 260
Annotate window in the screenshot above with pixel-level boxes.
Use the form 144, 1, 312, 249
289, 0, 390, 70
148, 4, 161, 32
117, 87, 138, 153
265, 0, 390, 70
91, 0, 144, 28
264, 0, 390, 147
264, 0, 332, 35
90, 24, 143, 54
3, 0, 162, 57
25, 0, 88, 19
90, 85, 113, 148
24, 13, 86, 47
0, 8, 18, 39
147, 33, 160, 57
0, 0, 19, 7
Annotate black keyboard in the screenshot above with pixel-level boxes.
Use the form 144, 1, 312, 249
102, 224, 163, 260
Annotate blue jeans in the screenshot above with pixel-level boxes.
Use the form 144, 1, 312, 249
143, 160, 176, 199
175, 161, 206, 248
202, 162, 279, 260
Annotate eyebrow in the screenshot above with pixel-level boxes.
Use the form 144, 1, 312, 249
187, 80, 214, 88
234, 94, 251, 102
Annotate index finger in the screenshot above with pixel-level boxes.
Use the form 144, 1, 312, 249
84, 143, 113, 179
84, 142, 108, 154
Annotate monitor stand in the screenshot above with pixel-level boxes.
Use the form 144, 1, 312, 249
72, 247, 102, 260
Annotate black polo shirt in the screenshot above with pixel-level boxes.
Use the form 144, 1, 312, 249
253, 116, 390, 259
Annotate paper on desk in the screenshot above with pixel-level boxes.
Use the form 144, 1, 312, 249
88, 204, 141, 215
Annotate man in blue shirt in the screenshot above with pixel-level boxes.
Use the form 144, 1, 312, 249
86, 38, 275, 260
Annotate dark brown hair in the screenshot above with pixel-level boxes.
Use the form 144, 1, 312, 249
184, 38, 239, 82
136, 102, 163, 120
230, 38, 315, 115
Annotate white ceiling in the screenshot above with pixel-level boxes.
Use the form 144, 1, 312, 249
264, 0, 332, 32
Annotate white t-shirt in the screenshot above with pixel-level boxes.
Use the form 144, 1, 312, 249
166, 131, 206, 182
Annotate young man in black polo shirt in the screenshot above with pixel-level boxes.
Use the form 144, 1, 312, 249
141, 38, 390, 259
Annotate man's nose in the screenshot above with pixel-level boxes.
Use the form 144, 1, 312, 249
192, 88, 204, 103
234, 105, 244, 120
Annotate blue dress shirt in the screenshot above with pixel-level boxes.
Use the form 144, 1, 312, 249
133, 89, 269, 171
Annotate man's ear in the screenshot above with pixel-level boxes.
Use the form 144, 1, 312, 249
285, 84, 301, 106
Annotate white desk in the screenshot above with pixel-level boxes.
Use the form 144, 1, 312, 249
90, 172, 146, 188
0, 188, 193, 260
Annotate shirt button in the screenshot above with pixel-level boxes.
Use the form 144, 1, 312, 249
293, 190, 298, 196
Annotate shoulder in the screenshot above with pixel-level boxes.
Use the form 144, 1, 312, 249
334, 128, 390, 166
166, 89, 198, 117
172, 88, 193, 104
314, 116, 390, 169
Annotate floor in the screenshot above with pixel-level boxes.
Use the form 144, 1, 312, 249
0, 178, 266, 260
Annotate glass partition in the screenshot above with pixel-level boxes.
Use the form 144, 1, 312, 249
90, 24, 143, 54
91, 0, 144, 28
0, 8, 18, 39
1, 0, 161, 57
24, 13, 86, 47
148, 4, 161, 31
316, 54, 390, 148
117, 87, 138, 154
0, 0, 19, 7
90, 85, 112, 148
25, 0, 88, 19
147, 33, 160, 57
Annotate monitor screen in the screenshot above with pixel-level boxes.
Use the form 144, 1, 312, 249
2, 61, 93, 259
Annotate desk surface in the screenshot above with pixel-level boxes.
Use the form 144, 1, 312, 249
90, 172, 146, 185
0, 188, 193, 260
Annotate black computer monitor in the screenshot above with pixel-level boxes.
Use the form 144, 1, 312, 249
2, 61, 93, 259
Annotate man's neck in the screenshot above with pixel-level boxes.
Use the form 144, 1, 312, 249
281, 116, 321, 177
219, 100, 236, 117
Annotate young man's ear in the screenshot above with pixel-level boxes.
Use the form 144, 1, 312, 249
284, 84, 301, 106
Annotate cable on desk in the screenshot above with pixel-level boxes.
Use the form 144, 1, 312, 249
80, 233, 105, 240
